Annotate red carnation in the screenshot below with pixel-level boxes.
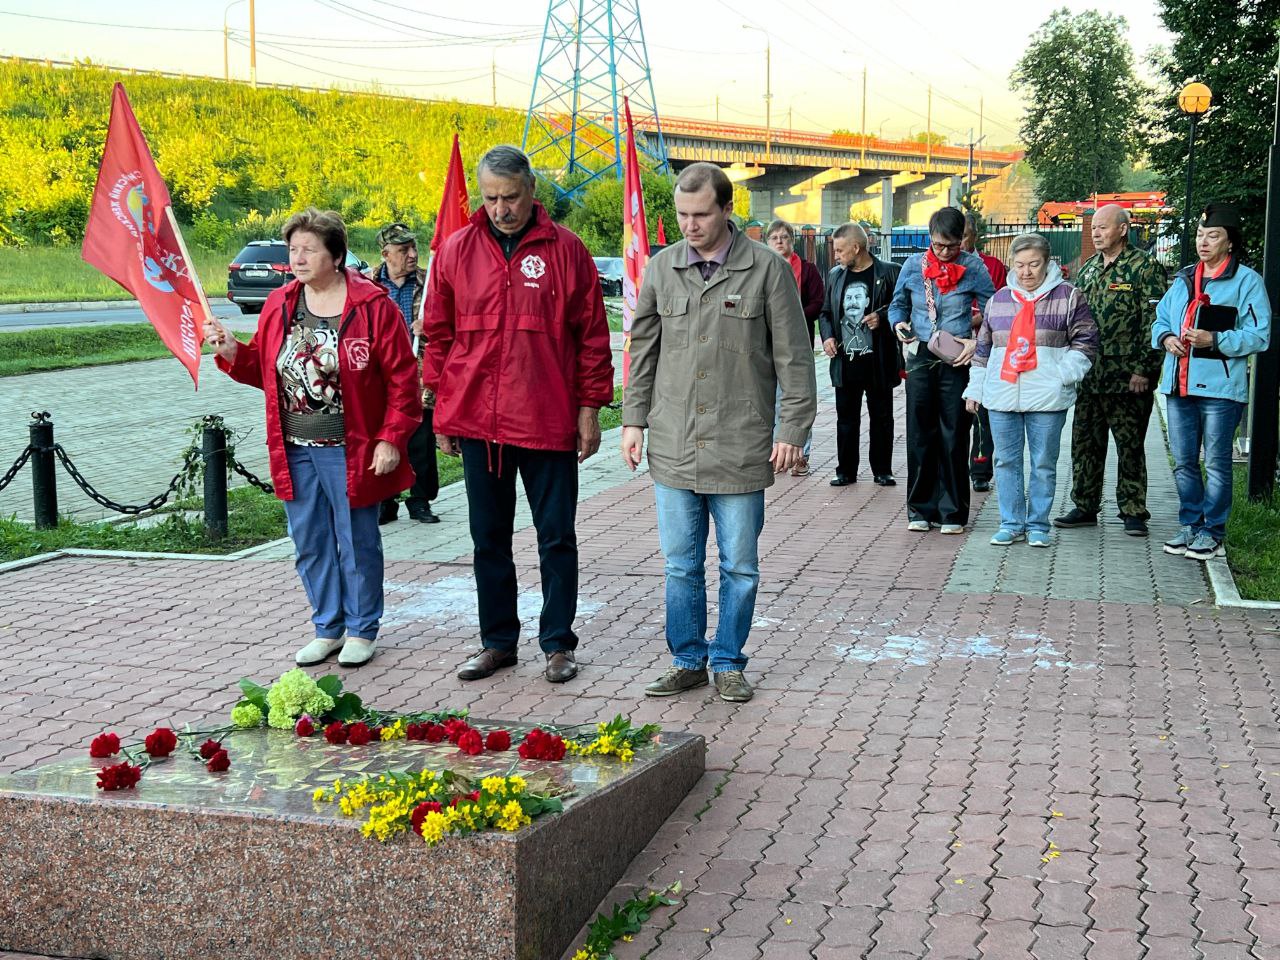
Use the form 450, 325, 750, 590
405, 723, 425, 741
206, 749, 231, 773
89, 732, 121, 758
458, 728, 484, 756
424, 723, 447, 743
467, 790, 480, 802
295, 716, 316, 738
518, 728, 566, 762
96, 761, 142, 791
323, 721, 347, 745
144, 728, 178, 758
445, 718, 472, 744
410, 800, 443, 836
198, 739, 222, 760
347, 722, 372, 746
369, 726, 384, 741
485, 729, 512, 752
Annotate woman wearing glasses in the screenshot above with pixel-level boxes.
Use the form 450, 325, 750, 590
888, 207, 996, 533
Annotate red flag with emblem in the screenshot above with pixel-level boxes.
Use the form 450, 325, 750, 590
620, 97, 651, 388
431, 133, 470, 253
82, 83, 211, 386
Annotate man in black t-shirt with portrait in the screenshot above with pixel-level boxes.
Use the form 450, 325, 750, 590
818, 221, 903, 487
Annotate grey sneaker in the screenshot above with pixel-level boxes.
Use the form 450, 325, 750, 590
644, 666, 708, 697
713, 670, 754, 703
1185, 533, 1225, 561
1162, 525, 1194, 556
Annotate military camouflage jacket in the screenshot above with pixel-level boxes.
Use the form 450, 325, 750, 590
1074, 245, 1166, 393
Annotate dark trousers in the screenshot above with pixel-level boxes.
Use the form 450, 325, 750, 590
405, 408, 439, 505
460, 439, 579, 654
905, 347, 972, 526
969, 404, 994, 483
834, 353, 894, 477
1069, 391, 1155, 520
381, 406, 438, 511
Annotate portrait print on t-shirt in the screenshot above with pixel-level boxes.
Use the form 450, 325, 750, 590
841, 280, 873, 358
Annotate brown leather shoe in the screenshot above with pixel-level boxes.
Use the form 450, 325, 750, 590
544, 650, 578, 683
457, 648, 517, 681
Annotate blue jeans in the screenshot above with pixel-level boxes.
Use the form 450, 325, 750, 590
653, 482, 765, 673
988, 409, 1068, 534
1165, 395, 1244, 541
774, 383, 812, 459
283, 445, 384, 640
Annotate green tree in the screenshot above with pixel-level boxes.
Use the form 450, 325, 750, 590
1145, 1, 1278, 245
1011, 8, 1145, 203
563, 170, 677, 255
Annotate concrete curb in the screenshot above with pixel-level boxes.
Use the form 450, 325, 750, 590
0, 298, 232, 316
0, 537, 295, 576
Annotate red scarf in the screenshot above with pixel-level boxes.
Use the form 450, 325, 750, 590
1176, 257, 1231, 396
786, 251, 802, 289
923, 249, 966, 294
1000, 290, 1046, 383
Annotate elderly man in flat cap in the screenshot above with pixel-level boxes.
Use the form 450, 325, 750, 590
370, 221, 439, 525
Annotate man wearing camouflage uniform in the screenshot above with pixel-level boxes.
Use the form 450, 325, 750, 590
1054, 204, 1166, 536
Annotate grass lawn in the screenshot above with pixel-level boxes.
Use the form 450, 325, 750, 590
1226, 464, 1280, 602
0, 486, 285, 563
0, 245, 234, 304
0, 323, 201, 376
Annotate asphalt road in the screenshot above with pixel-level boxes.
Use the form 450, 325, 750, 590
0, 300, 251, 333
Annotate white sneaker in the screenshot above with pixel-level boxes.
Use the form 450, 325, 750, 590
296, 635, 345, 666
907, 520, 930, 532
338, 637, 377, 667
940, 524, 965, 535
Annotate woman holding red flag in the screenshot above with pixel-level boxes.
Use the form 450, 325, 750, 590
963, 233, 1098, 547
1153, 202, 1271, 561
203, 208, 420, 668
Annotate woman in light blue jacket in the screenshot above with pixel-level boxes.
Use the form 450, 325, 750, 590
964, 233, 1099, 547
1153, 202, 1271, 561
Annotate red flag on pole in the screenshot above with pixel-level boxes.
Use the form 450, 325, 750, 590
620, 97, 651, 389
430, 133, 470, 253
656, 216, 667, 246
82, 83, 212, 386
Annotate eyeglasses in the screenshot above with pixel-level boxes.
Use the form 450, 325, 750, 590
931, 239, 962, 252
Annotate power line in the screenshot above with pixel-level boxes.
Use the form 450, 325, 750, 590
227, 35, 491, 88
250, 37, 504, 74
359, 0, 539, 29
0, 9, 218, 33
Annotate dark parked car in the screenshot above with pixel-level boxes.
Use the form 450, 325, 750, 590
594, 256, 624, 298
227, 240, 369, 315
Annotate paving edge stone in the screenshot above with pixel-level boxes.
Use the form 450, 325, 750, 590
0, 537, 294, 576
1205, 555, 1280, 610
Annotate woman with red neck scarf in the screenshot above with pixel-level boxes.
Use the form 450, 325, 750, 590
888, 206, 996, 533
1152, 202, 1271, 562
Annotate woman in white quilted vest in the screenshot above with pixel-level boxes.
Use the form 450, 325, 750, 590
963, 233, 1100, 548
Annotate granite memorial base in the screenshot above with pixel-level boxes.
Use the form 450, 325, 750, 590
0, 721, 704, 960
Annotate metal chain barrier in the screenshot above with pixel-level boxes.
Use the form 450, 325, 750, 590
51, 444, 200, 516
0, 445, 32, 495
230, 457, 274, 494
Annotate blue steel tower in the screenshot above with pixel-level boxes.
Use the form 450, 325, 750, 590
522, 0, 669, 200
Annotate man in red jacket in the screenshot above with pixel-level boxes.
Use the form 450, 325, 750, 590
423, 145, 615, 685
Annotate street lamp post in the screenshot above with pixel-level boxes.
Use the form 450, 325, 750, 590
223, 0, 245, 81
1248, 42, 1280, 501
1178, 81, 1212, 267
742, 25, 771, 162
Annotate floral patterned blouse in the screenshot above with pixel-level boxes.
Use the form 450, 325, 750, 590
276, 297, 345, 446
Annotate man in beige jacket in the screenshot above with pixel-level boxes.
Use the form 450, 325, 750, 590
621, 162, 817, 703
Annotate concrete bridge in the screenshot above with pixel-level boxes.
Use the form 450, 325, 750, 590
639, 115, 1023, 227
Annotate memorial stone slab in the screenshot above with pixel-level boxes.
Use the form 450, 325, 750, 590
0, 720, 704, 960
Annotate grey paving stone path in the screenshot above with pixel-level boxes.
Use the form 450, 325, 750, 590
948, 401, 1212, 606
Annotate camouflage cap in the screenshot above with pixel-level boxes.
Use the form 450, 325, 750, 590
376, 222, 417, 247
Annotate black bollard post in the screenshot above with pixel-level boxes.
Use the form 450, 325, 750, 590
202, 424, 228, 540
29, 412, 57, 530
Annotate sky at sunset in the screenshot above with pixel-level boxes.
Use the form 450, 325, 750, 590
1, 0, 1174, 147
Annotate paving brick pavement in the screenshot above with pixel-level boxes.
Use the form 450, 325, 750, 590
3, 375, 1279, 959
